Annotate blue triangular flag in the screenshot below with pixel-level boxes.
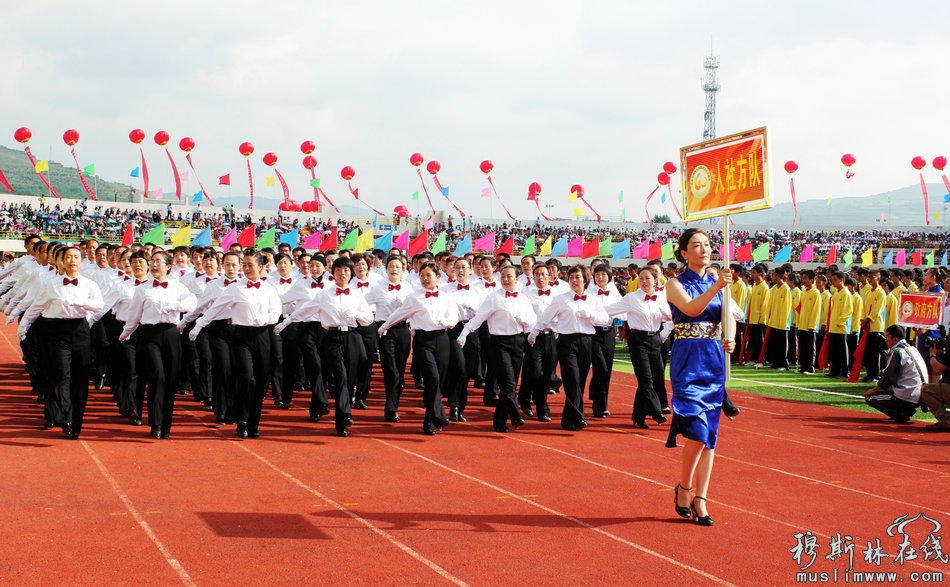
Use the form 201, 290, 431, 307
372, 216, 378, 228
279, 228, 299, 247
551, 236, 568, 257
441, 186, 449, 196
191, 226, 212, 247
191, 190, 203, 203
130, 167, 139, 178
942, 250, 948, 267
452, 233, 472, 257
944, 193, 950, 203
660, 192, 666, 203
611, 238, 630, 260
374, 231, 393, 252
883, 250, 894, 268
772, 244, 791, 264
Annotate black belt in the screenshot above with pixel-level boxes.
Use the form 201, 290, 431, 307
630, 329, 659, 336
389, 321, 409, 329
595, 325, 615, 332
539, 330, 554, 335
326, 326, 352, 332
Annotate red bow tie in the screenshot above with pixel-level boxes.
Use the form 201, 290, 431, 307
280, 278, 292, 284
526, 278, 532, 286
485, 282, 496, 288
312, 281, 324, 289
180, 269, 186, 276
389, 283, 401, 291
135, 279, 147, 286
574, 294, 587, 301
538, 289, 550, 296
336, 288, 349, 296
260, 276, 268, 281
425, 291, 439, 298
117, 271, 124, 278
457, 284, 470, 291
357, 282, 369, 288
153, 280, 168, 288
447, 278, 455, 283
644, 294, 657, 301
247, 281, 261, 289
195, 272, 204, 278
63, 277, 78, 286
597, 289, 610, 296
206, 276, 215, 283
123, 275, 130, 281
655, 286, 664, 291
224, 279, 236, 286
505, 291, 518, 298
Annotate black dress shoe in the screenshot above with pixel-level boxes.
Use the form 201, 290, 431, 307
493, 425, 509, 433
661, 407, 672, 415
354, 399, 368, 410
44, 420, 55, 430
248, 431, 260, 439
344, 416, 354, 428
512, 418, 525, 429
519, 403, 535, 418
385, 412, 401, 423
160, 431, 170, 439
538, 414, 552, 423
652, 413, 668, 424
215, 417, 226, 425
336, 428, 349, 437
691, 497, 714, 526
203, 399, 214, 408
455, 411, 467, 423
236, 423, 249, 439
449, 407, 460, 422
129, 414, 142, 426
723, 406, 740, 420
577, 420, 588, 429
593, 411, 608, 419
422, 428, 436, 436
279, 402, 291, 409
150, 426, 161, 439
634, 421, 649, 429
435, 418, 449, 430
309, 415, 322, 423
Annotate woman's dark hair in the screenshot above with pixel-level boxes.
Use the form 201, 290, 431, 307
674, 228, 710, 264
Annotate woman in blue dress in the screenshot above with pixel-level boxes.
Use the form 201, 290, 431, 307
664, 228, 736, 527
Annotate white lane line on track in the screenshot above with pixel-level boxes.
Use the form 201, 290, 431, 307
81, 441, 196, 587
374, 438, 738, 587
729, 376, 863, 398
235, 442, 469, 587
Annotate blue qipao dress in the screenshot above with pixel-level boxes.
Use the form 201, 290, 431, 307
665, 268, 726, 449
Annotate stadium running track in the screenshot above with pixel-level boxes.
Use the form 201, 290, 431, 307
1, 320, 948, 586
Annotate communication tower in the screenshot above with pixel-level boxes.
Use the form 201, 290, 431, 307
702, 54, 720, 141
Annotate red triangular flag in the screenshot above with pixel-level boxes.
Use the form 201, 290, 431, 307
237, 224, 257, 248
121, 223, 134, 247
408, 231, 429, 257
648, 239, 662, 260
218, 174, 230, 186
319, 227, 338, 251
911, 250, 922, 266
826, 245, 837, 267
495, 235, 514, 255
736, 243, 753, 263
582, 239, 599, 259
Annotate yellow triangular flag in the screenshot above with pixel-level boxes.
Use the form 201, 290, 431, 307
935, 211, 941, 221
569, 190, 578, 202
860, 247, 873, 267
355, 228, 374, 252
573, 207, 585, 217
170, 225, 192, 248
826, 197, 832, 206
265, 176, 275, 187
34, 160, 49, 173
539, 235, 552, 256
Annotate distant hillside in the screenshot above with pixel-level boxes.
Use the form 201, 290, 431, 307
0, 145, 142, 202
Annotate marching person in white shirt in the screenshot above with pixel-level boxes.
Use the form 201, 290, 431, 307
364, 254, 413, 423
350, 253, 381, 410
442, 257, 481, 422
587, 264, 622, 418
519, 263, 558, 422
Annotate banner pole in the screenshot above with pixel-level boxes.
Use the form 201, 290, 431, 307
723, 213, 732, 381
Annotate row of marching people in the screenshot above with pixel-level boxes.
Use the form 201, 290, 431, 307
1, 233, 683, 441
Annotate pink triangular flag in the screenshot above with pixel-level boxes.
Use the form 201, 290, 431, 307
718, 243, 736, 262
799, 243, 814, 263
180, 171, 189, 182
631, 240, 648, 259
473, 231, 495, 251
303, 231, 322, 249
481, 187, 491, 198
424, 216, 434, 231
895, 249, 906, 267
220, 227, 237, 250
152, 188, 163, 200
393, 230, 410, 251
567, 236, 584, 257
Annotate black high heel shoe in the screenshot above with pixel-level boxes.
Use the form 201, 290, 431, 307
674, 484, 692, 519
690, 497, 714, 526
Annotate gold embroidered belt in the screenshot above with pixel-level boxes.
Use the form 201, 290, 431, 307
673, 322, 721, 340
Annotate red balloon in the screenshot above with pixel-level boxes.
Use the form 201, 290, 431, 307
300, 140, 316, 155
302, 155, 318, 170
239, 142, 255, 157
278, 201, 291, 211
840, 153, 856, 167
341, 166, 356, 181
63, 129, 80, 147
302, 200, 319, 212
289, 201, 302, 212
663, 161, 678, 175
129, 128, 145, 144
426, 160, 441, 175
179, 137, 196, 152
570, 184, 584, 198
154, 130, 170, 146
784, 160, 799, 174
934, 156, 947, 172
528, 182, 542, 198
14, 127, 32, 144
480, 160, 494, 174
263, 152, 278, 167
657, 172, 670, 186
409, 153, 424, 167
911, 156, 927, 170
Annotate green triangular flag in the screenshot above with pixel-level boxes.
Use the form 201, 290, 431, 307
255, 226, 276, 250
752, 242, 770, 262
618, 190, 624, 203
926, 250, 935, 267
339, 228, 358, 251
83, 163, 95, 175
431, 231, 446, 254
411, 190, 419, 201
886, 194, 891, 203
620, 208, 626, 221
142, 223, 165, 246
599, 239, 611, 257
661, 240, 674, 260
521, 234, 536, 256
309, 178, 321, 188
842, 248, 854, 266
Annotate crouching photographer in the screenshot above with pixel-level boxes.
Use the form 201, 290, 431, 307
920, 328, 950, 432
864, 325, 928, 424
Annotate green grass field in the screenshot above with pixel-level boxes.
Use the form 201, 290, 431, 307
611, 342, 937, 423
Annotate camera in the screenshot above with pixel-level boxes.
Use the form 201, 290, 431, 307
925, 325, 947, 351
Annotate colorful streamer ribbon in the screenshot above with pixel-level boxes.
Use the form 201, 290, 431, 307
69, 148, 97, 200
430, 174, 466, 217
246, 158, 255, 209
789, 177, 798, 226
485, 176, 515, 221
643, 186, 659, 223
184, 153, 213, 206
919, 172, 930, 225
578, 196, 601, 223
164, 148, 182, 200
0, 168, 13, 192
533, 198, 553, 221
274, 168, 290, 202
23, 146, 61, 198
416, 168, 436, 215
347, 181, 383, 216
138, 147, 150, 201
665, 184, 683, 220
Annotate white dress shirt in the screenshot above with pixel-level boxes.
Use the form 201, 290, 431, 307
605, 289, 673, 341
461, 289, 537, 337
533, 290, 608, 336
18, 274, 104, 339
120, 279, 198, 340
378, 288, 459, 333
195, 278, 282, 328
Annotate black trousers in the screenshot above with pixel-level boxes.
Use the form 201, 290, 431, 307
231, 325, 272, 434
379, 322, 411, 413
490, 333, 526, 427
767, 327, 789, 369
277, 322, 302, 406
628, 329, 664, 424
322, 328, 360, 431
477, 323, 497, 402
118, 327, 143, 419
866, 391, 918, 422
46, 318, 91, 433
269, 328, 284, 404
798, 330, 816, 373
828, 332, 849, 375
205, 320, 233, 421
556, 333, 591, 429
137, 323, 180, 435
863, 331, 885, 379
847, 333, 859, 370
89, 318, 109, 384
181, 323, 205, 401
747, 323, 765, 363
412, 330, 449, 433
521, 332, 556, 418
101, 312, 123, 397
589, 326, 616, 414
195, 329, 214, 406
297, 322, 329, 418
446, 322, 478, 413
787, 326, 798, 366
354, 323, 378, 403
22, 316, 45, 399
731, 321, 746, 364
